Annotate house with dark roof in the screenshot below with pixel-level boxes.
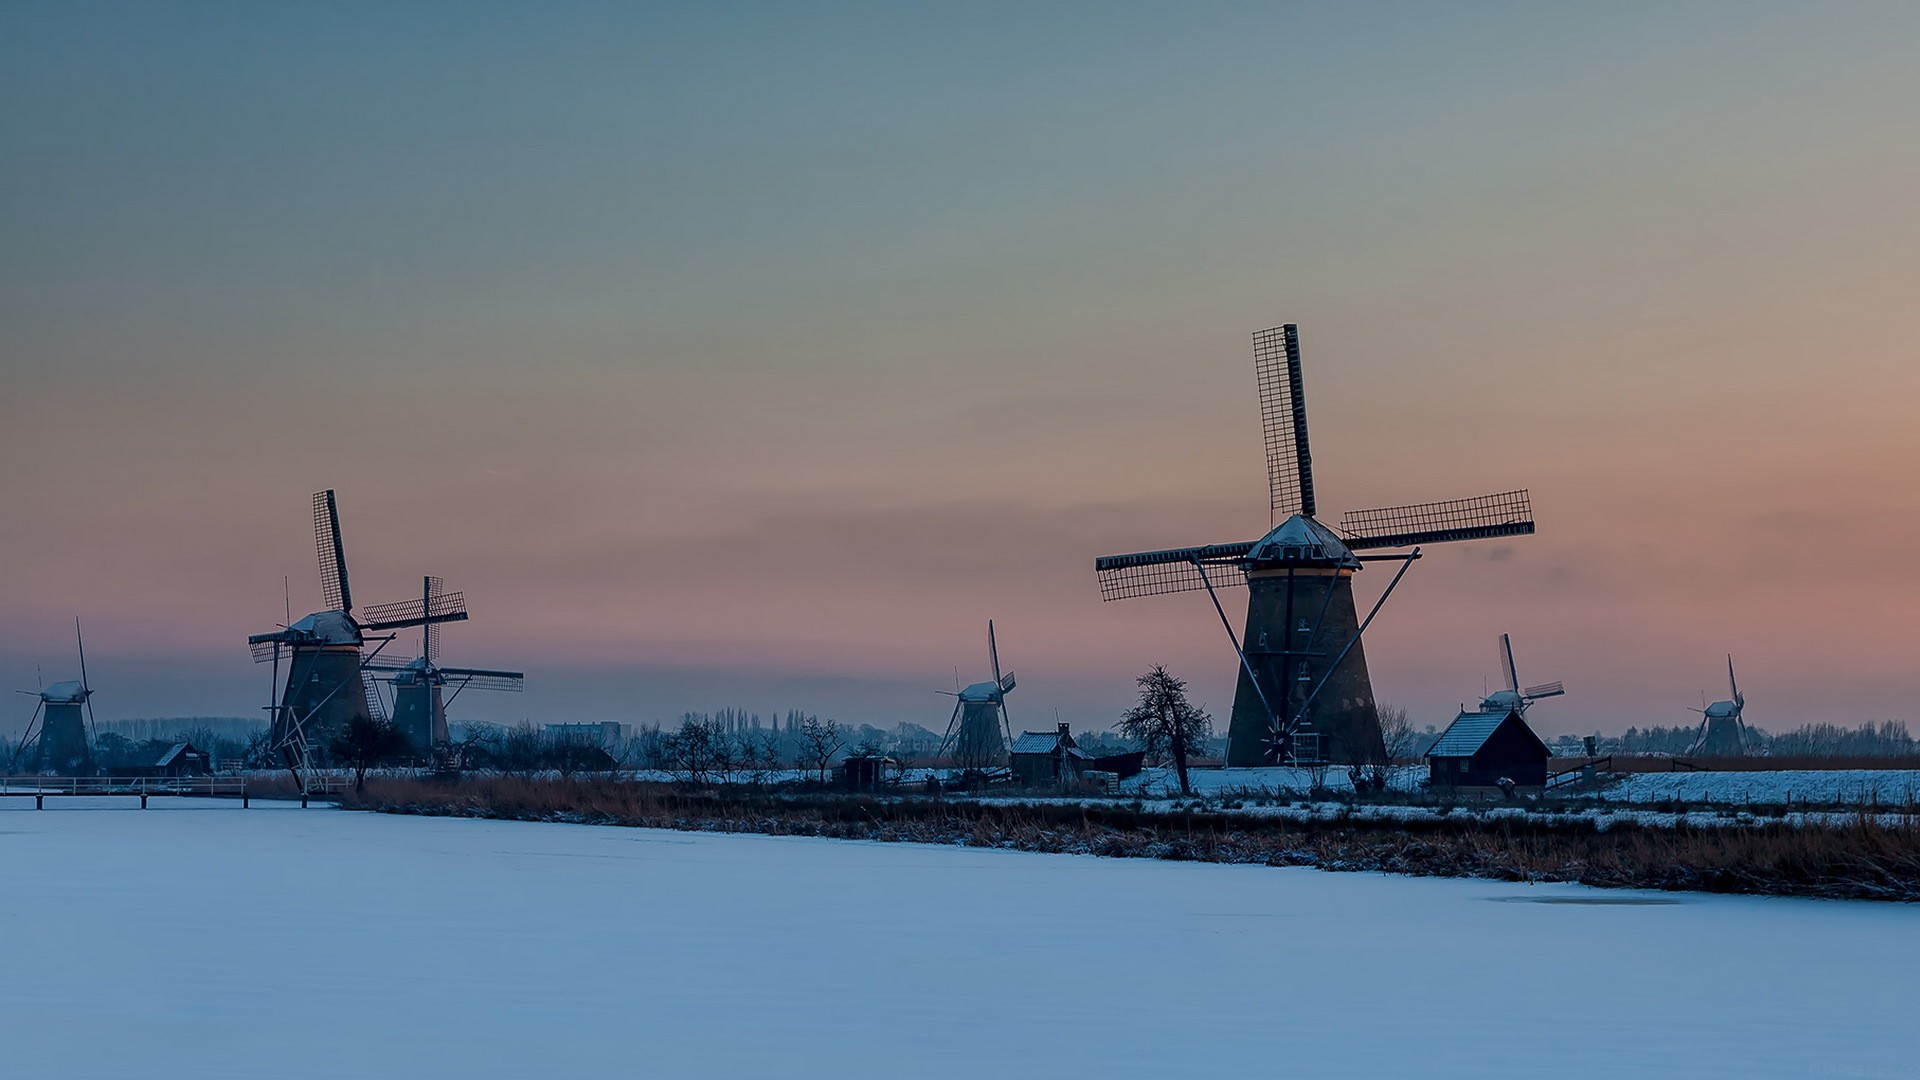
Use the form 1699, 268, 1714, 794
144, 742, 212, 778
1010, 723, 1093, 787
1426, 708, 1549, 793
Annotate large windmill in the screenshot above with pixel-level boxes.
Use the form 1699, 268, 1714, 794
1095, 324, 1536, 767
11, 619, 98, 775
1689, 655, 1749, 756
247, 491, 469, 773
936, 621, 1017, 772
1480, 633, 1566, 716
365, 575, 525, 756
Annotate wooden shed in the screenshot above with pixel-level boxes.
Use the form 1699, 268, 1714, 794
1009, 724, 1093, 787
840, 753, 896, 790
146, 742, 212, 778
1426, 709, 1549, 793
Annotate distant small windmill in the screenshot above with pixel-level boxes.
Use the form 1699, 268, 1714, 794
936, 621, 1017, 772
1479, 633, 1566, 716
11, 618, 98, 775
247, 491, 470, 777
1689, 656, 1749, 756
1095, 324, 1536, 767
365, 575, 524, 755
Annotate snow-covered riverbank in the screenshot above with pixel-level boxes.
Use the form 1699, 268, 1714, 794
2, 802, 1914, 1079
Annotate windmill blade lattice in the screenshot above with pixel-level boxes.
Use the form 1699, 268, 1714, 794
313, 489, 352, 614
1254, 324, 1316, 523
1095, 542, 1255, 601
1340, 489, 1535, 550
360, 589, 468, 631
439, 667, 525, 693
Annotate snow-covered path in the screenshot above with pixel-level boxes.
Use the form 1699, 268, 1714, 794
2, 802, 1912, 1079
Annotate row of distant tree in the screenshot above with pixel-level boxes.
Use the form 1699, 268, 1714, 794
11, 707, 1916, 777
1539, 720, 1918, 758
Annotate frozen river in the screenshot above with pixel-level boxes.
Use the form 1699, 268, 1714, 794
1, 802, 1912, 1079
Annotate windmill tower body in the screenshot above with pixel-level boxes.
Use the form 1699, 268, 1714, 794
1096, 324, 1536, 767
952, 686, 1009, 771
939, 622, 1017, 772
1691, 656, 1748, 756
16, 622, 100, 775
1226, 536, 1383, 766
367, 577, 523, 758
33, 682, 94, 774
250, 492, 472, 769
268, 612, 373, 753
388, 663, 449, 754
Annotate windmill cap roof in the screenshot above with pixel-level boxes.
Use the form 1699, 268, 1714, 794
285, 610, 362, 646
40, 680, 88, 704
1704, 700, 1741, 718
1480, 689, 1523, 710
957, 679, 1003, 703
1245, 515, 1360, 567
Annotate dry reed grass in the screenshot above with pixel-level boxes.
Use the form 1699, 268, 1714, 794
344, 776, 1920, 902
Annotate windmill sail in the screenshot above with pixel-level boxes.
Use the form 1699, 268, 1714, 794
360, 589, 469, 631
314, 490, 352, 614
1340, 489, 1535, 550
1095, 542, 1256, 601
1254, 324, 1316, 523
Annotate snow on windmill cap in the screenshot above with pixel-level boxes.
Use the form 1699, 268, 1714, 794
957, 679, 1003, 703
1244, 514, 1360, 568
40, 680, 88, 704
285, 610, 362, 646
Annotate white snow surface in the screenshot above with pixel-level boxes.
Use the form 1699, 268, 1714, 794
1133, 765, 1920, 806
1601, 769, 1920, 806
4, 802, 1916, 1079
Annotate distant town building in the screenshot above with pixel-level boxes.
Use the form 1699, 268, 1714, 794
544, 722, 626, 748
1426, 709, 1550, 794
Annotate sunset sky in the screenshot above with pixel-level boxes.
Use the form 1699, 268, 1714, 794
4, 2, 1918, 738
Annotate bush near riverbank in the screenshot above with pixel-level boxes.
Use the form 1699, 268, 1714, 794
344, 776, 1920, 902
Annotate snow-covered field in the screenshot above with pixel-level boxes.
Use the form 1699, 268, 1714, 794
1128, 765, 1920, 807
1601, 769, 1920, 807
3, 802, 1914, 1079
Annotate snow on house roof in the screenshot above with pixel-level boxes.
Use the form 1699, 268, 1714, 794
1427, 710, 1515, 758
1010, 731, 1065, 755
155, 743, 188, 767
40, 680, 88, 704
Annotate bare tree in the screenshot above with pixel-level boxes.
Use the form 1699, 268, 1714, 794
445, 726, 491, 775
490, 721, 546, 777
663, 715, 722, 784
1119, 666, 1213, 796
242, 729, 275, 769
756, 730, 783, 772
799, 716, 844, 784
1377, 704, 1415, 764
711, 727, 739, 784
327, 715, 406, 794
